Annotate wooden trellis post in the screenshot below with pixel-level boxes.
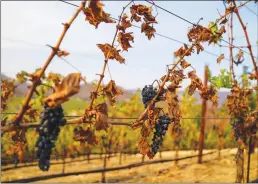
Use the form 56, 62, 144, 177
198, 65, 208, 164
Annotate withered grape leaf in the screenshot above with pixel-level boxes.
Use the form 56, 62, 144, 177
141, 23, 156, 40
83, 0, 116, 28
43, 73, 81, 107
97, 43, 125, 63
130, 4, 156, 23
117, 14, 132, 33
57, 50, 69, 57
138, 137, 154, 159
95, 103, 110, 131
103, 80, 123, 106
117, 32, 134, 51
73, 127, 99, 146
217, 54, 224, 64
180, 60, 191, 69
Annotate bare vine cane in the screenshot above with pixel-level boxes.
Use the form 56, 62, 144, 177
228, 4, 236, 80
10, 0, 87, 127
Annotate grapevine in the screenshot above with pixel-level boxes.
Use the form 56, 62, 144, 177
1, 2, 257, 182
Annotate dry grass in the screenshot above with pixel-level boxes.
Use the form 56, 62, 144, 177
1, 149, 257, 183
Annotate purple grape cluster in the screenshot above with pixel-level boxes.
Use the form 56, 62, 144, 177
35, 104, 66, 171
152, 115, 171, 154
230, 120, 242, 141
141, 85, 161, 108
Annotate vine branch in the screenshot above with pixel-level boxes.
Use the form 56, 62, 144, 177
228, 8, 236, 80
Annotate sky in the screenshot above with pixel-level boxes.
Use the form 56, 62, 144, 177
1, 1, 258, 91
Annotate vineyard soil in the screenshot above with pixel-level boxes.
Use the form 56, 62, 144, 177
1, 149, 257, 183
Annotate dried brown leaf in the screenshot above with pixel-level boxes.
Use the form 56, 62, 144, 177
103, 80, 123, 106
83, 0, 116, 28
117, 32, 134, 51
43, 73, 81, 107
141, 23, 156, 40
217, 53, 224, 64
117, 14, 132, 32
97, 43, 125, 63
57, 50, 69, 57
95, 103, 110, 131
180, 60, 191, 69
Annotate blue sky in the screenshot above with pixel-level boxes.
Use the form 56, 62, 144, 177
1, 1, 257, 90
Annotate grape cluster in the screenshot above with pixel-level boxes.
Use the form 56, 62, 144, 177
152, 115, 171, 154
230, 120, 242, 141
36, 104, 66, 171
141, 85, 161, 108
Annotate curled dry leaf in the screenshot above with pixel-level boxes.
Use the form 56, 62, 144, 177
130, 6, 141, 22
199, 85, 218, 107
83, 0, 116, 28
5, 142, 26, 162
117, 14, 132, 33
180, 60, 191, 69
43, 73, 81, 107
174, 44, 193, 57
95, 103, 110, 131
11, 128, 27, 142
103, 80, 123, 106
166, 89, 182, 134
73, 127, 99, 146
56, 50, 69, 57
117, 32, 134, 51
130, 4, 156, 23
1, 79, 16, 111
188, 70, 218, 106
188, 25, 212, 43
138, 107, 161, 159
188, 70, 202, 95
195, 42, 204, 54
141, 23, 156, 40
138, 137, 154, 159
217, 53, 224, 64
97, 43, 125, 63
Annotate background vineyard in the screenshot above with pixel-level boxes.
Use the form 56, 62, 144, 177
2, 86, 240, 163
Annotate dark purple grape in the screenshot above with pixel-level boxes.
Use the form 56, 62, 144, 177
35, 104, 66, 171
151, 115, 171, 156
141, 85, 162, 108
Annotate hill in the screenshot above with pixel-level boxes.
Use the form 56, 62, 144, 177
1, 73, 229, 105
